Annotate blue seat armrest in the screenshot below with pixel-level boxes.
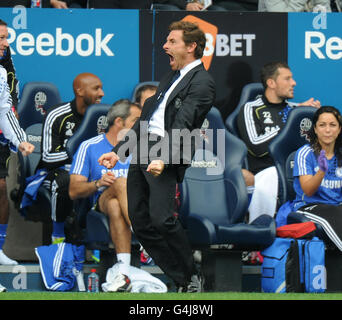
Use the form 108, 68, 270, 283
216, 215, 276, 249
186, 213, 217, 246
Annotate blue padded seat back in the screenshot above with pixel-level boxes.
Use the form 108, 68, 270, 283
268, 106, 316, 205
131, 81, 159, 103
179, 107, 249, 226
20, 123, 43, 178
17, 82, 61, 130
225, 82, 263, 136
15, 123, 43, 203
285, 151, 297, 201
66, 104, 111, 157
66, 103, 111, 229
181, 150, 227, 225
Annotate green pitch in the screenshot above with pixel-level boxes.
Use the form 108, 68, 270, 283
0, 291, 342, 300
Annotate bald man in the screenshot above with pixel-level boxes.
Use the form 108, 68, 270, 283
36, 72, 104, 244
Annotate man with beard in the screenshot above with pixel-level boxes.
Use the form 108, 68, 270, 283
237, 61, 321, 224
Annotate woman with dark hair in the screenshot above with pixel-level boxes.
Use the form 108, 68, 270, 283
292, 106, 342, 251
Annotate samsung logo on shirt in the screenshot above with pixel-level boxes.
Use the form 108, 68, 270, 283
321, 179, 342, 189
100, 168, 129, 178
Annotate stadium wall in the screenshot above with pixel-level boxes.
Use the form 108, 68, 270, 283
0, 8, 341, 261
0, 8, 341, 117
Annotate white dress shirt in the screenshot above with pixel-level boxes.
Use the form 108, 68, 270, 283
148, 59, 202, 137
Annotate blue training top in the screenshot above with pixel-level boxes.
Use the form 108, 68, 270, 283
293, 144, 342, 210
69, 134, 131, 206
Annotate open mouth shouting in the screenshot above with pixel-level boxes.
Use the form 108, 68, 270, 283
166, 52, 177, 70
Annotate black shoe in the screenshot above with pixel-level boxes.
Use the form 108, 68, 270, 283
177, 274, 203, 293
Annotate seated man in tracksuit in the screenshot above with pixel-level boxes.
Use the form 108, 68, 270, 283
237, 61, 321, 223
36, 72, 104, 244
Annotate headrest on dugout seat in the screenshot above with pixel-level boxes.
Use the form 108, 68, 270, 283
131, 81, 159, 103
225, 82, 263, 136
268, 106, 317, 204
17, 82, 61, 130
66, 103, 111, 157
180, 106, 249, 226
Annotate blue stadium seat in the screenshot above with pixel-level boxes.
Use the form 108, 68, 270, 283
268, 106, 328, 238
66, 104, 111, 159
268, 106, 316, 206
66, 103, 112, 248
178, 106, 276, 291
17, 82, 62, 130
19, 124, 43, 179
66, 103, 141, 273
11, 123, 51, 223
14, 104, 110, 230
131, 81, 159, 103
225, 82, 263, 136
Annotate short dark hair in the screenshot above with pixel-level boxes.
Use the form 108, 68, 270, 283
168, 20, 206, 59
134, 84, 157, 104
308, 106, 342, 165
260, 61, 290, 89
0, 19, 7, 27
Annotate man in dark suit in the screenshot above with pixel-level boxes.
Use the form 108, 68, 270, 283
99, 20, 215, 293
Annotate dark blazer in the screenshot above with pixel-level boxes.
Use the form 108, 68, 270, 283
114, 62, 216, 182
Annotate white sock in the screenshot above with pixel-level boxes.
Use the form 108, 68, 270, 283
117, 253, 131, 276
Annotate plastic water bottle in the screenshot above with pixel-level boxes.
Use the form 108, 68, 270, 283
31, 0, 42, 8
87, 269, 99, 292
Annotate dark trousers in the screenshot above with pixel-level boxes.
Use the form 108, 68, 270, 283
297, 203, 342, 252
44, 168, 73, 222
127, 164, 196, 286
